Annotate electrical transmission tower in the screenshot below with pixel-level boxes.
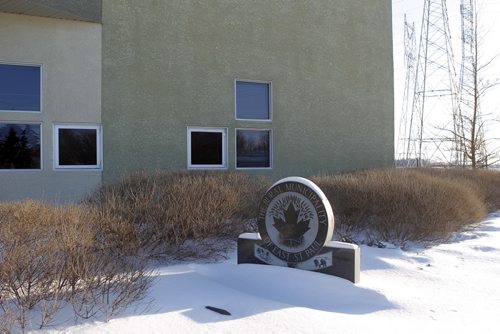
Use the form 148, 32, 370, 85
399, 0, 459, 167
396, 15, 417, 165
458, 0, 487, 167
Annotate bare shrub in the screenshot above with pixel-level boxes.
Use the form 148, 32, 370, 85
0, 201, 152, 332
86, 171, 269, 259
0, 201, 67, 331
69, 255, 151, 322
312, 169, 488, 245
413, 168, 500, 211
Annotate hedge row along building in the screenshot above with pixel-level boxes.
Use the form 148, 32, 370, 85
0, 0, 394, 202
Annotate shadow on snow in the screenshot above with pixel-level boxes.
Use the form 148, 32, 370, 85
136, 261, 396, 325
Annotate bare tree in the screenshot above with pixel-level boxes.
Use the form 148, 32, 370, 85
455, 0, 500, 168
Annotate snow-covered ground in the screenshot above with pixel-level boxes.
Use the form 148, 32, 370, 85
46, 213, 500, 334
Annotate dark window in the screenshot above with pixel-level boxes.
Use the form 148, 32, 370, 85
236, 81, 270, 120
0, 64, 41, 112
0, 123, 41, 169
236, 129, 271, 168
58, 128, 98, 166
190, 130, 224, 166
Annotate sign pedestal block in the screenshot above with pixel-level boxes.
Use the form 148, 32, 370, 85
238, 233, 360, 283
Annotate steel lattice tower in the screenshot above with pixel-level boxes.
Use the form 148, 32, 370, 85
396, 15, 417, 165
401, 0, 459, 167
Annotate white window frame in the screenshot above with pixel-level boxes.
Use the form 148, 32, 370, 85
0, 62, 43, 113
53, 124, 102, 170
234, 79, 272, 121
235, 128, 273, 170
0, 121, 43, 171
187, 127, 228, 170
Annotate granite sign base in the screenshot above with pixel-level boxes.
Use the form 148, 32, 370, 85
237, 233, 360, 283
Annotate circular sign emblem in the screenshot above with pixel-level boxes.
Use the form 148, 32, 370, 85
257, 177, 334, 263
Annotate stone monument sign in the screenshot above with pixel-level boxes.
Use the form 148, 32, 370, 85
238, 177, 360, 283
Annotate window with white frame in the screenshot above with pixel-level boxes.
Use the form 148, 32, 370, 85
0, 63, 41, 112
0, 122, 41, 169
187, 127, 227, 169
54, 125, 101, 169
236, 129, 272, 169
235, 80, 271, 120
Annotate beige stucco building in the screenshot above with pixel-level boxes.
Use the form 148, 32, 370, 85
0, 0, 393, 202
0, 2, 102, 202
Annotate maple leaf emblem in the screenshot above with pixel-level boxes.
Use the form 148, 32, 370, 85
273, 202, 310, 248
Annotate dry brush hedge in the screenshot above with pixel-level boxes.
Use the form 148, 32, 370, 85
86, 171, 269, 259
412, 168, 500, 211
95, 169, 496, 248
0, 201, 152, 332
312, 168, 491, 244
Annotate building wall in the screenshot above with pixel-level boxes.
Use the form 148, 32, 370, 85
102, 0, 394, 183
0, 13, 102, 202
